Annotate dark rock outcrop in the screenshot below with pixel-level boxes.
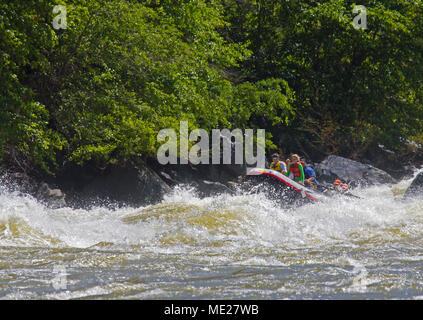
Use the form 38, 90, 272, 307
0, 169, 67, 208
148, 162, 242, 198
56, 164, 172, 208
403, 172, 423, 199
0, 160, 245, 209
315, 155, 396, 186
36, 182, 67, 209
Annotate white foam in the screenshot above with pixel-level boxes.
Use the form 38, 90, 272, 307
0, 173, 422, 259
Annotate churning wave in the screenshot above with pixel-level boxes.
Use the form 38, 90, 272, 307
1, 171, 422, 251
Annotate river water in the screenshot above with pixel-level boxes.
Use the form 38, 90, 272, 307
1, 172, 423, 299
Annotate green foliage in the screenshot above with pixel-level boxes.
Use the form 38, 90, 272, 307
0, 0, 66, 173
222, 0, 423, 157
1, 0, 422, 174
1, 0, 291, 172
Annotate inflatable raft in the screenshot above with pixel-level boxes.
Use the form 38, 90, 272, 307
242, 168, 328, 205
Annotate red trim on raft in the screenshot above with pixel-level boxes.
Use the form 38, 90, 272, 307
250, 170, 320, 202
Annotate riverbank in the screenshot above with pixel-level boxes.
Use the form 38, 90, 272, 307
2, 144, 422, 209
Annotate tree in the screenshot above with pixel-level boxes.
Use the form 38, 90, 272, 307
221, 0, 423, 159
0, 0, 294, 173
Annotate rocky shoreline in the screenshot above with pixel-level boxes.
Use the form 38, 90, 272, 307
1, 151, 422, 209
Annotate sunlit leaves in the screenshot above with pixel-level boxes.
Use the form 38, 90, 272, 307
0, 0, 294, 172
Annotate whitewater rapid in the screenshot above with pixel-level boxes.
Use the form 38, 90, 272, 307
1, 172, 423, 299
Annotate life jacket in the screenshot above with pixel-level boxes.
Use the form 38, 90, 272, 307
289, 162, 302, 179
270, 160, 285, 173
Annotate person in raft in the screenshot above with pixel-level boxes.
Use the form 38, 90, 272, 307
301, 158, 318, 188
269, 153, 288, 174
285, 154, 305, 184
333, 179, 350, 193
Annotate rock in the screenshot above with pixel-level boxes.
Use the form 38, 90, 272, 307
1, 159, 244, 208
315, 155, 396, 186
403, 172, 423, 199
70, 164, 171, 207
0, 169, 67, 208
50, 162, 173, 208
148, 162, 243, 197
37, 182, 67, 209
362, 144, 416, 180
197, 180, 235, 197
2, 171, 36, 194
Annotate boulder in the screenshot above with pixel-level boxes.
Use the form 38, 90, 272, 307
53, 163, 172, 208
37, 182, 67, 209
403, 172, 423, 199
196, 180, 236, 197
0, 170, 37, 194
0, 169, 67, 208
148, 161, 244, 197
76, 164, 172, 207
314, 155, 396, 186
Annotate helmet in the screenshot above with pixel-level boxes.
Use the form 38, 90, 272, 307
341, 184, 349, 190
333, 179, 342, 185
